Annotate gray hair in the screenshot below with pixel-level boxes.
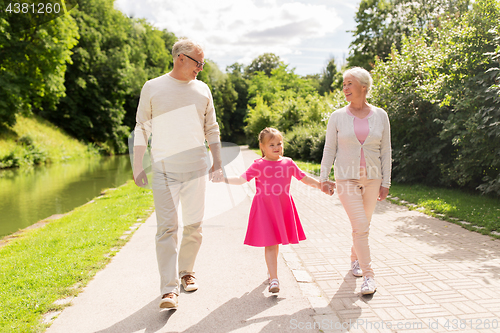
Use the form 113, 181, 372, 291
172, 39, 203, 59
343, 67, 373, 97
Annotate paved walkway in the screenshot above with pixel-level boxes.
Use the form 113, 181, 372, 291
46, 146, 500, 333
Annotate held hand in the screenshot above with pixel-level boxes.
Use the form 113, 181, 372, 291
378, 186, 389, 201
327, 181, 336, 196
330, 181, 336, 195
210, 165, 224, 183
320, 181, 329, 195
212, 176, 225, 183
211, 169, 225, 183
321, 180, 335, 196
133, 168, 148, 187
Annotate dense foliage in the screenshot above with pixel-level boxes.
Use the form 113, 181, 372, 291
347, 0, 470, 70
370, 0, 500, 195
38, 0, 174, 154
1, 0, 175, 154
245, 65, 320, 145
2, 0, 499, 198
0, 0, 79, 127
0, 0, 337, 156
243, 63, 347, 159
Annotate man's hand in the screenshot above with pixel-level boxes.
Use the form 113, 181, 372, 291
378, 186, 389, 201
134, 168, 148, 187
210, 165, 224, 182
208, 142, 223, 183
133, 145, 148, 187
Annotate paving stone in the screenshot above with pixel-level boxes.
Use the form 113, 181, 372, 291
283, 177, 500, 332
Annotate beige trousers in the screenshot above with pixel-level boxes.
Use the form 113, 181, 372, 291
336, 168, 381, 278
152, 163, 206, 296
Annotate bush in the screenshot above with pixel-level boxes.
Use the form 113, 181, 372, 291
370, 0, 500, 195
284, 124, 327, 163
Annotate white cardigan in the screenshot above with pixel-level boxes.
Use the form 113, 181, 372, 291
320, 106, 392, 188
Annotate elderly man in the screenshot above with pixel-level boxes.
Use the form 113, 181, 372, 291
133, 39, 223, 309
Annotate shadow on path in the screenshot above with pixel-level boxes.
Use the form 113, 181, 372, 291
167, 281, 316, 333
391, 213, 500, 278
94, 298, 175, 333
327, 272, 368, 325
179, 282, 281, 332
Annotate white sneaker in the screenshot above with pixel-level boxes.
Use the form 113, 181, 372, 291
360, 277, 377, 295
181, 274, 198, 292
159, 293, 178, 308
351, 260, 362, 277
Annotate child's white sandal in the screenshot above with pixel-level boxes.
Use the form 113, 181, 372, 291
269, 279, 280, 293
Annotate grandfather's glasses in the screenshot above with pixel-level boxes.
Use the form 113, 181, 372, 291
182, 53, 205, 68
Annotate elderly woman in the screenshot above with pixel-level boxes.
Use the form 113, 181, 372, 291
320, 67, 391, 295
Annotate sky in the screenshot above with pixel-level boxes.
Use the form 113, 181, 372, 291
113, 0, 359, 77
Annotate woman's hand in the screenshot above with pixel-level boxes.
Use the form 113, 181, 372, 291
378, 186, 389, 201
321, 180, 336, 196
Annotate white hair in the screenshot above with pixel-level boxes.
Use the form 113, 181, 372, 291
343, 67, 373, 97
171, 39, 203, 60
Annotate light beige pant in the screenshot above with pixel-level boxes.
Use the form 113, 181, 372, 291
152, 163, 206, 296
336, 168, 381, 278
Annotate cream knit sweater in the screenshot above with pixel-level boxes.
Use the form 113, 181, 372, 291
134, 74, 220, 173
320, 105, 392, 188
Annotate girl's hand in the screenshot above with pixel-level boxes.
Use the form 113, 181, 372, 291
221, 176, 247, 185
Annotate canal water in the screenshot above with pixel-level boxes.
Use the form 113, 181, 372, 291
0, 154, 133, 238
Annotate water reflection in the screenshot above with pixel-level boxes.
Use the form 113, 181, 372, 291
0, 155, 133, 237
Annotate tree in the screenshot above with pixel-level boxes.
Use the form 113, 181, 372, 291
197, 60, 239, 142
41, 0, 133, 153
244, 53, 283, 78
39, 0, 173, 154
0, 0, 79, 127
347, 0, 393, 70
225, 63, 249, 143
244, 64, 319, 145
122, 22, 174, 131
319, 58, 343, 95
370, 0, 500, 195
347, 0, 470, 70
302, 74, 321, 93
477, 24, 500, 196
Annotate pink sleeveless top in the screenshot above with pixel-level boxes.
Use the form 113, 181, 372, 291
347, 108, 373, 168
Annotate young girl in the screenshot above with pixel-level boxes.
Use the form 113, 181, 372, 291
215, 127, 333, 293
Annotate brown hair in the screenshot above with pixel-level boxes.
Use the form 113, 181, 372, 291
258, 127, 284, 157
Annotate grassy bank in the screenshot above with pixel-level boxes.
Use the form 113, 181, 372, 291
386, 183, 500, 236
0, 115, 98, 169
0, 181, 154, 332
292, 159, 500, 238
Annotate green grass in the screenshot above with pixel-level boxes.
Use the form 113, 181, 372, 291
387, 183, 500, 236
0, 181, 154, 332
251, 148, 500, 239
0, 115, 98, 168
295, 160, 335, 180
